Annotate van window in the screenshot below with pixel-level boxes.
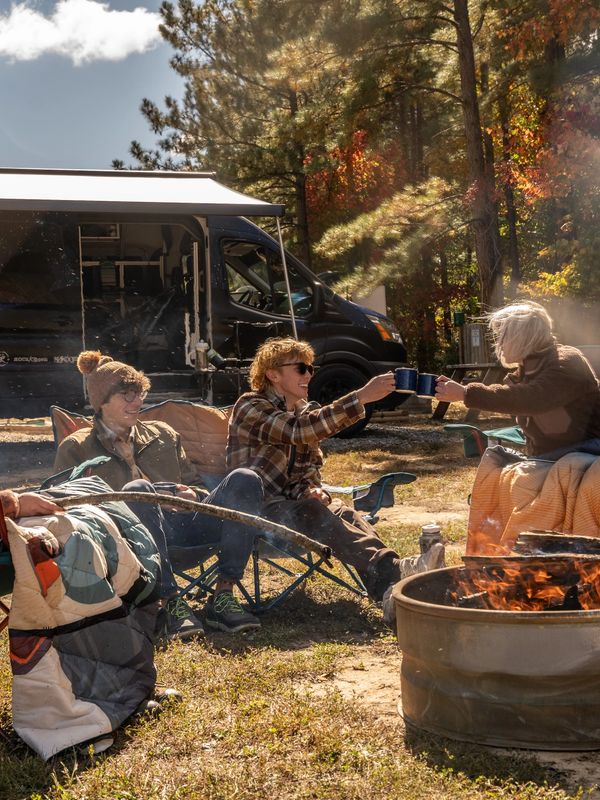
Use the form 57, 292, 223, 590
79, 222, 202, 370
223, 240, 313, 318
0, 215, 80, 307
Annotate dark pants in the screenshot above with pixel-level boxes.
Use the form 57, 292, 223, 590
261, 496, 401, 600
125, 469, 264, 598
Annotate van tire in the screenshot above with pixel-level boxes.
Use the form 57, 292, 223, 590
308, 364, 372, 437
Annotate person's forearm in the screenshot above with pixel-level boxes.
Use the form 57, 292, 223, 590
240, 393, 365, 446
464, 376, 582, 415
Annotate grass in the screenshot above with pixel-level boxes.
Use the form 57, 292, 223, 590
0, 414, 593, 800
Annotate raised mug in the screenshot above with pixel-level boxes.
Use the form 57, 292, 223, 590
417, 372, 437, 398
395, 367, 418, 393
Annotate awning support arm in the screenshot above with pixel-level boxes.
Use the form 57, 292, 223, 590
276, 217, 298, 340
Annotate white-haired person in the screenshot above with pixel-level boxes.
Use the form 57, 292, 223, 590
436, 301, 600, 458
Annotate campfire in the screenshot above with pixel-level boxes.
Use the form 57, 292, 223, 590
393, 531, 600, 751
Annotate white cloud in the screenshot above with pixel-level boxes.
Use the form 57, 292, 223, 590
0, 0, 162, 65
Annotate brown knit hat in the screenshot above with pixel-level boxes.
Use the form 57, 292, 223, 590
77, 351, 150, 412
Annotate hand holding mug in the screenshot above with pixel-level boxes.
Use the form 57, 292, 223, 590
357, 372, 396, 404
435, 375, 466, 403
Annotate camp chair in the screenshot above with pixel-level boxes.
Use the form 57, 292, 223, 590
50, 401, 417, 611
444, 423, 526, 458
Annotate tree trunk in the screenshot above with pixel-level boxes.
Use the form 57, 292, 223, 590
288, 88, 312, 268
439, 249, 452, 343
453, 0, 503, 309
295, 171, 312, 268
498, 91, 521, 295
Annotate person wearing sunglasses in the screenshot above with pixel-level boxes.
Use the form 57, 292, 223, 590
227, 337, 445, 614
54, 350, 264, 637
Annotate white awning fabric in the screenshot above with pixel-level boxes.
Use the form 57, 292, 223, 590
0, 168, 285, 216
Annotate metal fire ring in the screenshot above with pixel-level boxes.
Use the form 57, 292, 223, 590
393, 566, 600, 751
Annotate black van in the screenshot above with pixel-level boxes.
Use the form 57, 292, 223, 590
0, 169, 406, 429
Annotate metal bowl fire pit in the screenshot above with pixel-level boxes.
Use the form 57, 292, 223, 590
394, 565, 600, 750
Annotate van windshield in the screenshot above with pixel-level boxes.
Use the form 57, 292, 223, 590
223, 239, 313, 318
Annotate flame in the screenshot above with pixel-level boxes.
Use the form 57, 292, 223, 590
453, 550, 600, 612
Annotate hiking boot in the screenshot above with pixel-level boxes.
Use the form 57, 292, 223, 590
399, 541, 446, 579
383, 544, 446, 629
204, 591, 261, 633
163, 596, 205, 640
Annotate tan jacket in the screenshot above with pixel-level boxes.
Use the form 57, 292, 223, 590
54, 418, 196, 490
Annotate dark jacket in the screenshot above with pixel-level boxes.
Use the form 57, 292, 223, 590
54, 418, 195, 490
464, 344, 600, 456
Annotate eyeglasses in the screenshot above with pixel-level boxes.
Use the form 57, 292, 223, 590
279, 362, 314, 375
118, 389, 148, 403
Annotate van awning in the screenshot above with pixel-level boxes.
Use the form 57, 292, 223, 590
0, 168, 285, 216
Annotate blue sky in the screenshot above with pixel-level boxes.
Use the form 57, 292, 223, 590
0, 0, 183, 168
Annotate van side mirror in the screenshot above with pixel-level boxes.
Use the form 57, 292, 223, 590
311, 282, 324, 320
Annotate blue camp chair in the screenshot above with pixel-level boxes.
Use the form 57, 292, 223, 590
444, 423, 526, 458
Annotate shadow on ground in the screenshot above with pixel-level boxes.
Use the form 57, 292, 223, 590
404, 726, 573, 794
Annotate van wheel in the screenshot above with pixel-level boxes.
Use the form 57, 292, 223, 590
308, 364, 372, 437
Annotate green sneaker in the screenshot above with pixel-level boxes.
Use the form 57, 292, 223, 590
204, 591, 261, 633
163, 596, 205, 640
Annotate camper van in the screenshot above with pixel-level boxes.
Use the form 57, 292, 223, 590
0, 168, 407, 429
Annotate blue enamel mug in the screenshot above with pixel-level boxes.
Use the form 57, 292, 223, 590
395, 367, 418, 393
417, 372, 438, 398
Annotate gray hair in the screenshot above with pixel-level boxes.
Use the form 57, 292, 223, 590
487, 301, 554, 366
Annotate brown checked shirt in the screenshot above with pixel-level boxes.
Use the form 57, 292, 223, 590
226, 388, 365, 500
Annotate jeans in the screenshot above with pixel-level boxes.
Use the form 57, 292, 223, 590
124, 469, 264, 598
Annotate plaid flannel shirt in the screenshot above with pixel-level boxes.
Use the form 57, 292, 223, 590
226, 388, 365, 500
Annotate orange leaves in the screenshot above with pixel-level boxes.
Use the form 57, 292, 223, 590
305, 130, 402, 237
499, 0, 600, 58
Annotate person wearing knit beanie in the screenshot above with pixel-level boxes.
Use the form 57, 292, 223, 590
55, 351, 264, 637
77, 351, 151, 413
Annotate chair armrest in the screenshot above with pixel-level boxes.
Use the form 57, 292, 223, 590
352, 472, 416, 515
323, 471, 417, 520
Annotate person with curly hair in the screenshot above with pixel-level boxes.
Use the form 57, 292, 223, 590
227, 337, 445, 621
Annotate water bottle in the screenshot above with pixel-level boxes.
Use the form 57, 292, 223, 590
420, 522, 442, 554
195, 340, 209, 370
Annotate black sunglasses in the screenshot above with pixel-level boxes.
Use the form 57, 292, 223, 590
279, 362, 314, 375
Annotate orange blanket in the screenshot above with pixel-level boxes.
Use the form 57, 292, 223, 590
467, 449, 600, 554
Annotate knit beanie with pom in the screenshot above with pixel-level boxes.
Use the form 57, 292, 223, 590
76, 351, 150, 412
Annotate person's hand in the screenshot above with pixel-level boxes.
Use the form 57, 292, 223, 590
174, 485, 198, 502
307, 487, 331, 505
17, 492, 63, 518
435, 375, 466, 403
356, 372, 396, 405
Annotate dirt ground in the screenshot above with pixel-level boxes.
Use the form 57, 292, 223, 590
0, 418, 56, 488
3, 418, 600, 797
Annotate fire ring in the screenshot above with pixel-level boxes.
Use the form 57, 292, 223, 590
394, 566, 600, 751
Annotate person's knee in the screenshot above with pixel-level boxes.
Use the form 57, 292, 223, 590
226, 468, 264, 500
122, 479, 155, 494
